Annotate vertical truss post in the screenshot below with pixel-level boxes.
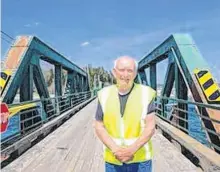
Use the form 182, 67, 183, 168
20, 64, 33, 101
150, 64, 157, 91
175, 63, 188, 133
138, 68, 148, 85
55, 65, 62, 97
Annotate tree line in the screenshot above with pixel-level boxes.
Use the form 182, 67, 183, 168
88, 66, 116, 89
43, 66, 116, 90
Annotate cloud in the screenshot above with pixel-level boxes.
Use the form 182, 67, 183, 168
80, 41, 90, 47
72, 31, 168, 70
71, 13, 220, 72
24, 22, 40, 28
24, 24, 31, 27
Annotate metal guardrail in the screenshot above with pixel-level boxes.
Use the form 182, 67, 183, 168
155, 96, 220, 153
1, 90, 98, 149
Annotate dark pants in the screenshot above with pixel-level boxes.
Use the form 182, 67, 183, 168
105, 160, 152, 172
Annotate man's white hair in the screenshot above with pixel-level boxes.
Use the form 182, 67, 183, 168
114, 56, 138, 72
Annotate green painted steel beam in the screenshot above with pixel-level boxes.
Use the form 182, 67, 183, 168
172, 34, 209, 71
76, 74, 80, 92
33, 63, 50, 99
138, 33, 220, 152
66, 71, 75, 94
138, 36, 174, 70
31, 37, 87, 77
55, 65, 62, 97
150, 64, 157, 91
161, 61, 175, 97
2, 37, 34, 103
138, 34, 210, 72
138, 69, 148, 85
3, 35, 90, 103
20, 65, 33, 101
175, 63, 188, 133
79, 75, 83, 92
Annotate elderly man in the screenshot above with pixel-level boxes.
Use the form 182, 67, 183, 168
94, 56, 156, 172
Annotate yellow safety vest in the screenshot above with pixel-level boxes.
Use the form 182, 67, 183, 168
97, 83, 156, 165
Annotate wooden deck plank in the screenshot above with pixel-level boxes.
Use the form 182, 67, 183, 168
24, 111, 91, 172
90, 139, 103, 172
79, 128, 97, 172
65, 121, 94, 171
44, 105, 95, 172
2, 99, 199, 172
152, 131, 197, 172
59, 104, 97, 172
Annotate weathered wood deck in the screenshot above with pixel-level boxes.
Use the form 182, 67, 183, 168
2, 100, 199, 172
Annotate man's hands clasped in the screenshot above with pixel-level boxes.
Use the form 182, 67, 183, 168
112, 146, 136, 163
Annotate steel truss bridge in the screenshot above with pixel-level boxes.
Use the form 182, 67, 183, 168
1, 34, 220, 171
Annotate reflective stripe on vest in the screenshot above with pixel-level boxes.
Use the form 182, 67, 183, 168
98, 84, 156, 165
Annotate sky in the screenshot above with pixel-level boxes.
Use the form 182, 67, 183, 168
1, 0, 220, 84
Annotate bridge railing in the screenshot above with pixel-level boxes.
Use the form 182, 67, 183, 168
1, 90, 97, 150
155, 96, 220, 153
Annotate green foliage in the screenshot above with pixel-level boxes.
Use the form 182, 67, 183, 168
61, 70, 67, 86
46, 68, 54, 87
88, 66, 114, 89
45, 69, 67, 87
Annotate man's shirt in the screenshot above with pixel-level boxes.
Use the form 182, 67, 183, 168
95, 85, 156, 121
